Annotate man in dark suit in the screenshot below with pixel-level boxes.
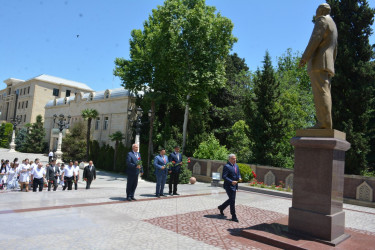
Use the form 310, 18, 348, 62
168, 145, 182, 195
126, 144, 143, 201
218, 154, 242, 222
83, 160, 96, 189
46, 160, 60, 191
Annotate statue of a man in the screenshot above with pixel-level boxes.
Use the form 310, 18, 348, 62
299, 3, 337, 129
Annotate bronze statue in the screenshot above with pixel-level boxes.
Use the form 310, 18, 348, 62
299, 3, 338, 129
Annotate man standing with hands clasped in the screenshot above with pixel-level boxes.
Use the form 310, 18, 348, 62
168, 145, 182, 196
83, 161, 96, 189
126, 144, 143, 201
218, 154, 241, 222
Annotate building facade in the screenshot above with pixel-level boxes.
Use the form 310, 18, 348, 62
44, 88, 135, 150
0, 74, 93, 125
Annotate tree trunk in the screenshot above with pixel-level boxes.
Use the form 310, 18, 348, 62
147, 100, 155, 178
182, 94, 190, 155
113, 141, 118, 171
86, 118, 91, 161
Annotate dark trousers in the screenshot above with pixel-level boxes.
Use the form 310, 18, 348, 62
219, 188, 237, 218
168, 172, 179, 194
33, 178, 44, 192
74, 177, 78, 190
49, 156, 53, 162
63, 176, 73, 190
126, 174, 138, 198
48, 179, 58, 191
86, 178, 93, 189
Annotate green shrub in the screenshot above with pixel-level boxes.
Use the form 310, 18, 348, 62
193, 134, 228, 161
237, 163, 255, 182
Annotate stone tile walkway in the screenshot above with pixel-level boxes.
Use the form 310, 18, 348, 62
0, 149, 375, 249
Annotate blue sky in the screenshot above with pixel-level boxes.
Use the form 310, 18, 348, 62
1, 0, 374, 91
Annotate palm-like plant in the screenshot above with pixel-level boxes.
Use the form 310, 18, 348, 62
81, 108, 99, 160
109, 131, 125, 171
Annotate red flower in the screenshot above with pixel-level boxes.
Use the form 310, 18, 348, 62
172, 161, 176, 164
187, 158, 191, 163
138, 157, 141, 160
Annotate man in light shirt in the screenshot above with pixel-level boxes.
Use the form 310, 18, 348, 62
73, 161, 80, 190
62, 161, 74, 190
48, 150, 54, 162
31, 163, 46, 192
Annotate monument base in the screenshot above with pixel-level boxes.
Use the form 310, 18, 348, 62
289, 207, 348, 244
296, 129, 346, 140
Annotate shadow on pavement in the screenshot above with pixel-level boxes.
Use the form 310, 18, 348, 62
109, 197, 127, 201
204, 214, 227, 220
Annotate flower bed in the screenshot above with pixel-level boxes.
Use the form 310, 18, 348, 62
249, 179, 292, 192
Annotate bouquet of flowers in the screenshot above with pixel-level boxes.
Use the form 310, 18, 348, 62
165, 161, 175, 171
136, 157, 142, 166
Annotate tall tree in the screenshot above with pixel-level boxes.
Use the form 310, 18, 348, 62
327, 0, 375, 174
246, 51, 287, 168
62, 121, 87, 161
81, 109, 99, 161
114, 0, 236, 154
24, 115, 46, 153
109, 131, 125, 171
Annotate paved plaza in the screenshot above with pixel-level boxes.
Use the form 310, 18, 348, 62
0, 150, 375, 249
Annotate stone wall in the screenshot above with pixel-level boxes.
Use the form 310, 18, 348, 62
188, 158, 375, 204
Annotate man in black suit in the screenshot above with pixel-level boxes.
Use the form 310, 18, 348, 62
83, 160, 96, 189
46, 160, 60, 191
126, 144, 143, 201
168, 145, 182, 195
218, 154, 242, 222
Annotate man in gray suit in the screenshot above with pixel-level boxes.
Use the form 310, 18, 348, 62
299, 3, 338, 129
46, 160, 60, 191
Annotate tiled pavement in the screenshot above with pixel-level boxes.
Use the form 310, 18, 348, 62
0, 151, 375, 249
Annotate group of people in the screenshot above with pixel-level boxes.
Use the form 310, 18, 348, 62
0, 157, 97, 192
125, 144, 183, 201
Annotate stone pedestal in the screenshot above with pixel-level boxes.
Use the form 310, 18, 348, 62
289, 130, 351, 245
8, 130, 16, 152
55, 131, 63, 163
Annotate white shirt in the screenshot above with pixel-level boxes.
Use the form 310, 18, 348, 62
63, 166, 74, 177
73, 165, 79, 176
31, 167, 46, 179
31, 163, 37, 171
49, 152, 54, 157
19, 164, 30, 182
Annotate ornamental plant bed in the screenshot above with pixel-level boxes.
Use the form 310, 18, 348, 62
248, 180, 293, 193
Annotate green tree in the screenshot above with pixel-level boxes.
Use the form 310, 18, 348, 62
0, 123, 13, 148
114, 0, 236, 154
193, 133, 228, 161
228, 120, 253, 163
23, 115, 46, 153
15, 127, 28, 152
327, 0, 375, 174
62, 121, 87, 161
109, 131, 125, 171
81, 109, 99, 161
246, 51, 288, 168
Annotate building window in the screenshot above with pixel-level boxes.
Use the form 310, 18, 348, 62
103, 117, 109, 130
22, 102, 24, 109
18, 102, 20, 109
27, 86, 30, 94
24, 88, 26, 95
89, 93, 93, 101
95, 117, 100, 130
66, 90, 71, 97
25, 101, 28, 109
8, 88, 11, 95
24, 114, 26, 122
53, 88, 59, 97
105, 90, 110, 99
64, 98, 67, 104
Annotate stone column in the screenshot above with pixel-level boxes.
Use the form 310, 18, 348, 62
289, 129, 351, 245
55, 131, 63, 163
8, 129, 16, 152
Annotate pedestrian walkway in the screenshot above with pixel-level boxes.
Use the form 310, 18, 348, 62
0, 150, 374, 249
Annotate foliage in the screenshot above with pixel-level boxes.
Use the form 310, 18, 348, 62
245, 51, 289, 168
327, 0, 375, 174
193, 133, 228, 161
237, 163, 255, 182
15, 127, 28, 152
0, 123, 14, 148
81, 108, 99, 161
109, 131, 125, 171
62, 121, 87, 162
23, 115, 46, 153
228, 120, 253, 163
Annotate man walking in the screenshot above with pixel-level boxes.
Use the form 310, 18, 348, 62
168, 145, 182, 196
73, 161, 80, 190
83, 161, 96, 189
125, 144, 143, 201
62, 161, 74, 190
46, 160, 60, 191
31, 163, 46, 192
218, 154, 241, 222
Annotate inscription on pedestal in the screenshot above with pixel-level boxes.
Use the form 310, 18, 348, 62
285, 173, 294, 189
193, 162, 201, 175
264, 171, 275, 186
356, 181, 373, 202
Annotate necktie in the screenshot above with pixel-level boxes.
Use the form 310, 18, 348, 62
177, 154, 179, 161
163, 156, 166, 163
234, 164, 237, 173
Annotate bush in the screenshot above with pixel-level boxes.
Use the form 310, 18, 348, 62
193, 134, 229, 161
237, 163, 255, 182
0, 123, 13, 148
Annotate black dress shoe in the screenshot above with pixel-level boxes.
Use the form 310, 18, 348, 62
218, 206, 224, 216
160, 194, 165, 196
131, 197, 137, 201
156, 195, 160, 198
231, 218, 239, 222
126, 197, 132, 201
173, 193, 180, 195
168, 192, 172, 195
